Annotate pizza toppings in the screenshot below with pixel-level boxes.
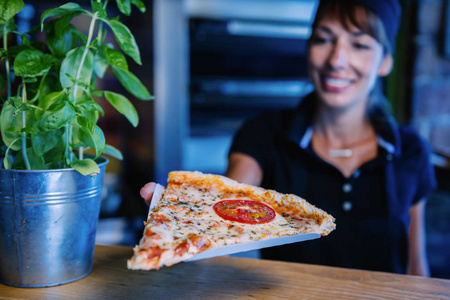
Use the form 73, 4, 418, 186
189, 234, 211, 251
213, 200, 276, 224
174, 241, 189, 256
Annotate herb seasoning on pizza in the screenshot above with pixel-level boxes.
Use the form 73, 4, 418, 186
127, 171, 336, 270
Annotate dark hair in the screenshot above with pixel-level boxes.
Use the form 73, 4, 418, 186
311, 0, 392, 54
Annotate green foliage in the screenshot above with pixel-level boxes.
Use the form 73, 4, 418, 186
0, 0, 24, 26
0, 0, 151, 175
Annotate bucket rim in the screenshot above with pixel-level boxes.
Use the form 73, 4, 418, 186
0, 156, 109, 174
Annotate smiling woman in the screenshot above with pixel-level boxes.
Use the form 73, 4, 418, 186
224, 0, 437, 276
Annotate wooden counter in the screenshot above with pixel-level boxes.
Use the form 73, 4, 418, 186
1, 245, 449, 299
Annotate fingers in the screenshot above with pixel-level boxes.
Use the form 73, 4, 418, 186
140, 182, 157, 206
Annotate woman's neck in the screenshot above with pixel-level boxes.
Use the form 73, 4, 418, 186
312, 102, 372, 149
311, 102, 378, 177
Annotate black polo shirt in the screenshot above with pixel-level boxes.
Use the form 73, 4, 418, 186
229, 92, 436, 273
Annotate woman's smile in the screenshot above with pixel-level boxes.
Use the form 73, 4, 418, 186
321, 75, 355, 92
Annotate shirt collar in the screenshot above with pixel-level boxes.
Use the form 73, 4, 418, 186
286, 92, 402, 157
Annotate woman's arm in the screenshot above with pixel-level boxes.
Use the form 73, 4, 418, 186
226, 152, 263, 186
407, 199, 430, 277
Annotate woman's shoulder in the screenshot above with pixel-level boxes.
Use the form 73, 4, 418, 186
397, 125, 432, 161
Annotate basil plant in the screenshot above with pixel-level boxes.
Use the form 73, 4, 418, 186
0, 0, 152, 175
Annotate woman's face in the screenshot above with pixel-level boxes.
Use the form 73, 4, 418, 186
308, 13, 392, 111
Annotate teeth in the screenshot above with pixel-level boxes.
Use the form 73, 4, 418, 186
325, 78, 351, 88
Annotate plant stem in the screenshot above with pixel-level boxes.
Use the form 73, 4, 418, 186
74, 11, 98, 161
65, 124, 72, 167
73, 12, 98, 100
3, 25, 11, 99
21, 83, 31, 170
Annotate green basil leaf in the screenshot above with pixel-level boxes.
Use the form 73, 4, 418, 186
34, 102, 76, 131
77, 121, 105, 158
130, 0, 146, 13
116, 0, 131, 16
37, 71, 62, 108
3, 153, 12, 169
5, 44, 29, 56
101, 45, 128, 70
2, 137, 21, 169
0, 103, 33, 151
69, 118, 83, 149
41, 137, 66, 167
94, 45, 130, 78
111, 66, 152, 100
5, 96, 22, 109
5, 127, 20, 133
76, 95, 103, 118
92, 125, 106, 157
13, 49, 52, 78
103, 18, 141, 65
71, 158, 100, 176
28, 150, 45, 169
31, 127, 64, 156
38, 90, 68, 113
104, 91, 138, 127
19, 126, 37, 134
40, 3, 89, 31
81, 108, 100, 123
60, 47, 93, 89
91, 2, 107, 18
14, 147, 45, 170
94, 47, 109, 78
105, 144, 123, 160
45, 14, 84, 58
115, 0, 146, 15
0, 0, 24, 25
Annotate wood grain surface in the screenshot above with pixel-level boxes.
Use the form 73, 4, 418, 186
0, 245, 449, 300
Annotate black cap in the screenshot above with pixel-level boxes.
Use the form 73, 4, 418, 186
352, 0, 402, 53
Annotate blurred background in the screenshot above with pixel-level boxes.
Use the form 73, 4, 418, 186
15, 0, 450, 279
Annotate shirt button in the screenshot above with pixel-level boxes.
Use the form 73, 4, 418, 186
342, 183, 352, 193
353, 169, 361, 178
342, 201, 352, 211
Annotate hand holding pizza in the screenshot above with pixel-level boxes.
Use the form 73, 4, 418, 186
140, 182, 159, 206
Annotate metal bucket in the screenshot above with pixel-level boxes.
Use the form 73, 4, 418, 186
0, 157, 108, 287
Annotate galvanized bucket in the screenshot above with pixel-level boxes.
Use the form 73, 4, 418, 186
0, 157, 108, 287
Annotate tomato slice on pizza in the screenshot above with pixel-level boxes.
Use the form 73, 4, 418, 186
213, 200, 276, 224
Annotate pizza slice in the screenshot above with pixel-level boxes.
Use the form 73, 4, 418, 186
127, 171, 335, 270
